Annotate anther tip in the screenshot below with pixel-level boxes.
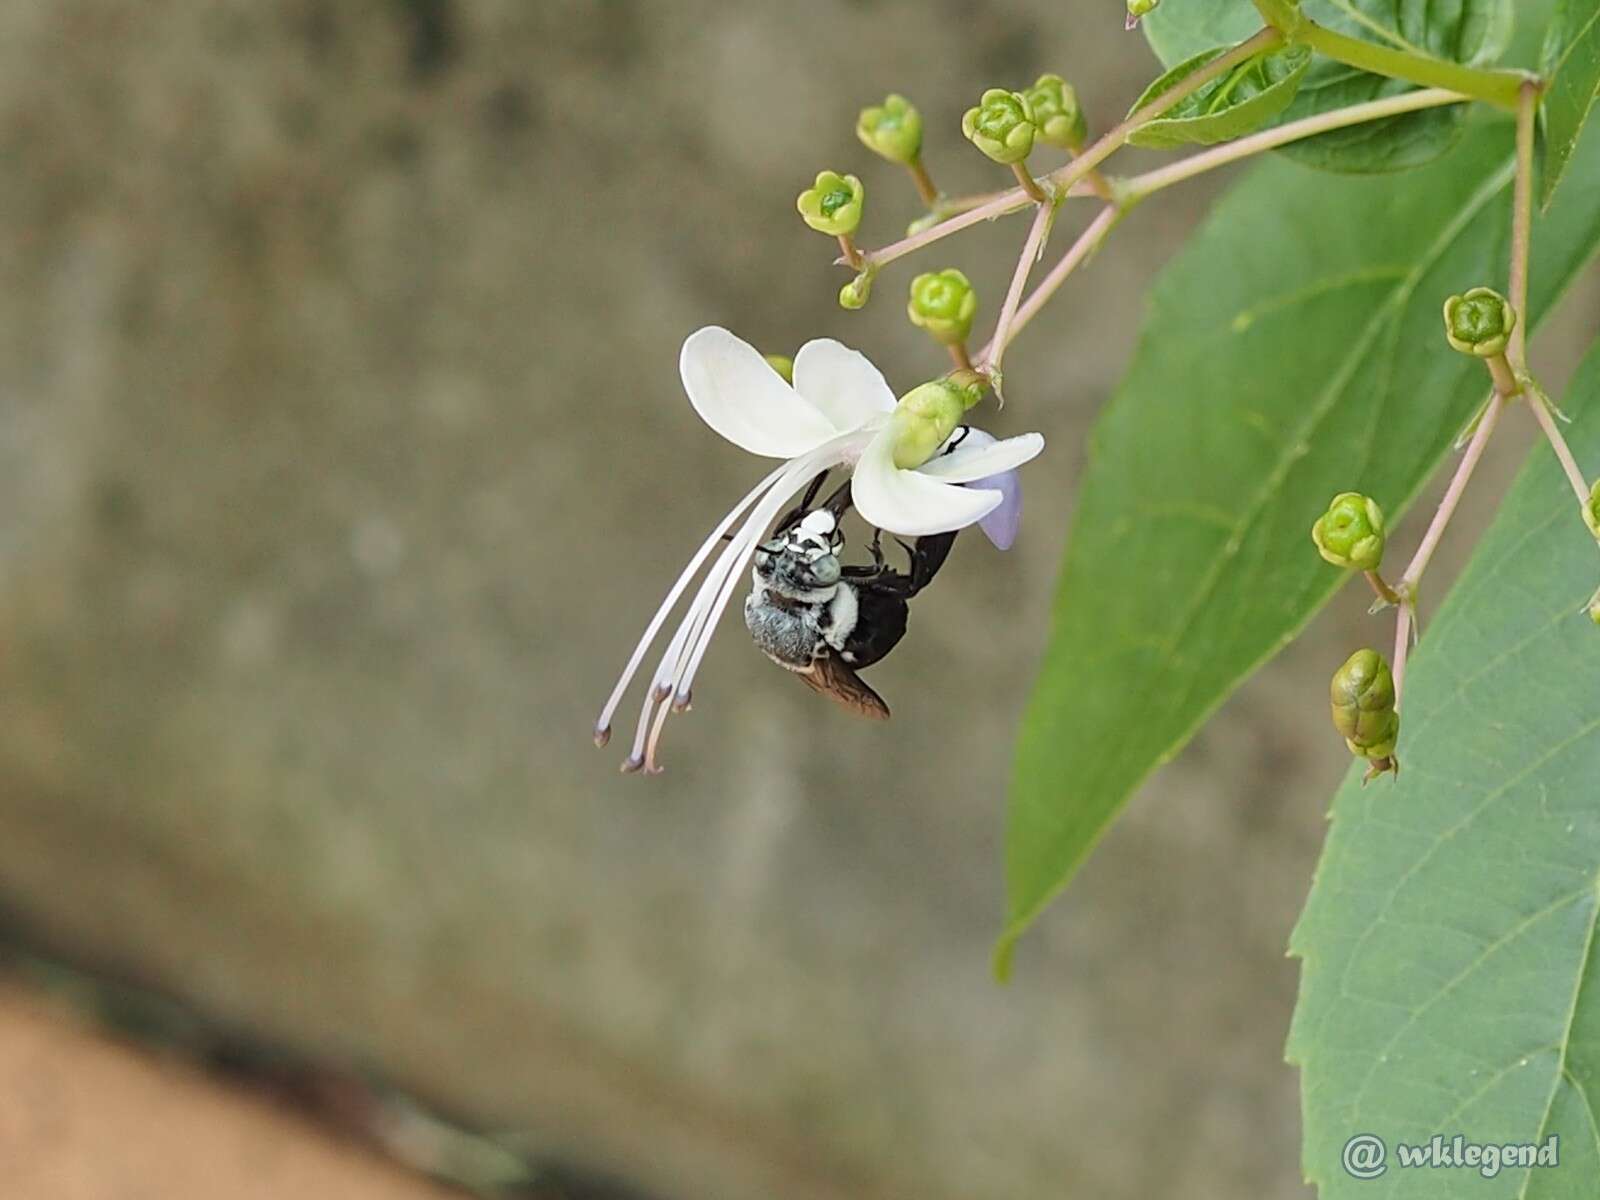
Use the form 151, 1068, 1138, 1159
620, 754, 645, 774
672, 689, 693, 713
645, 763, 666, 776
594, 725, 612, 749
651, 682, 672, 702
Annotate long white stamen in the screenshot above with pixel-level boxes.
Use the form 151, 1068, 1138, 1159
643, 499, 767, 697
623, 686, 660, 772
623, 468, 802, 769
642, 693, 673, 774
673, 528, 763, 704
595, 460, 789, 742
672, 438, 863, 703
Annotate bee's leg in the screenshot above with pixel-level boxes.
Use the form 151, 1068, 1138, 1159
860, 531, 957, 598
841, 527, 891, 584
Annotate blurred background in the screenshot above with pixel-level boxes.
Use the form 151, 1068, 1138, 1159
0, 2, 1595, 1197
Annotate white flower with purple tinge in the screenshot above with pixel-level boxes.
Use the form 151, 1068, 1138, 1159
595, 326, 1044, 772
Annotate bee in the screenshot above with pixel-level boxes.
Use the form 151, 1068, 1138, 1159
743, 475, 954, 719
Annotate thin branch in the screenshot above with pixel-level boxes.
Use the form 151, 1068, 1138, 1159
1119, 89, 1468, 203
1392, 601, 1415, 712
975, 206, 1118, 362
1391, 395, 1505, 707
979, 202, 1056, 374
1401, 399, 1504, 590
1528, 391, 1592, 505
1509, 81, 1538, 367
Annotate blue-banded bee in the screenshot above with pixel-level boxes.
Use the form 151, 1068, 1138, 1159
743, 474, 954, 719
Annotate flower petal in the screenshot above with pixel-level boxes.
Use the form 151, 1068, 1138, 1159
975, 469, 1022, 550
851, 426, 1002, 536
792, 338, 897, 432
916, 430, 1044, 483
680, 327, 839, 458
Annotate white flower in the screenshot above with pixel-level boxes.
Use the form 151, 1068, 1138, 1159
595, 326, 1044, 772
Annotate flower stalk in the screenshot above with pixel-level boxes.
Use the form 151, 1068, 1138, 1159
982, 200, 1057, 380
838, 233, 865, 270
1248, 0, 1531, 109
1011, 161, 1050, 204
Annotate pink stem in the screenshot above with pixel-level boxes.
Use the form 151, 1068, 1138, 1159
980, 203, 1056, 373
976, 207, 1118, 362
1528, 393, 1592, 505
1391, 395, 1505, 708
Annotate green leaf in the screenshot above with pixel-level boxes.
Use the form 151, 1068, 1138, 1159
1541, 0, 1600, 208
1127, 44, 1312, 150
1142, 0, 1514, 172
1288, 343, 1600, 1196
999, 116, 1600, 977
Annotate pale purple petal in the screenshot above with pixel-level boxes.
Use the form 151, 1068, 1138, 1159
924, 428, 1027, 550
975, 468, 1022, 550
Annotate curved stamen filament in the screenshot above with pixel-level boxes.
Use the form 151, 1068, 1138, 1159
595, 461, 790, 741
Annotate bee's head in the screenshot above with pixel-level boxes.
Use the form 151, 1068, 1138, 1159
755, 509, 844, 597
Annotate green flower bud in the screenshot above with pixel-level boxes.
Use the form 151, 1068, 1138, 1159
1584, 480, 1600, 540
1024, 74, 1087, 150
907, 269, 977, 346
764, 354, 794, 384
838, 271, 873, 310
856, 93, 923, 166
1330, 649, 1400, 762
961, 88, 1037, 165
1589, 584, 1600, 626
1312, 492, 1387, 571
890, 379, 983, 469
1127, 0, 1161, 17
1443, 287, 1516, 358
797, 170, 864, 237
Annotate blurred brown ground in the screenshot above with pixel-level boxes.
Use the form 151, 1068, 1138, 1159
0, 982, 456, 1199
0, 2, 1593, 1198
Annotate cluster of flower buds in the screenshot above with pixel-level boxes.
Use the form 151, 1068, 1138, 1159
1312, 492, 1387, 572
1443, 286, 1516, 358
1584, 480, 1600, 540
1330, 649, 1400, 777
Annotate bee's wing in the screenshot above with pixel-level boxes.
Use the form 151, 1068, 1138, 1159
798, 653, 890, 720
